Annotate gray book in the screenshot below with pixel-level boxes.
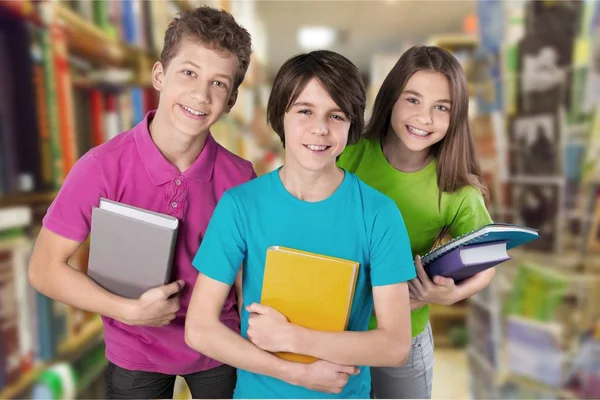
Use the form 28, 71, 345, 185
87, 198, 179, 299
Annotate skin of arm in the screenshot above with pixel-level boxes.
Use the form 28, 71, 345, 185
245, 281, 412, 367
185, 273, 360, 394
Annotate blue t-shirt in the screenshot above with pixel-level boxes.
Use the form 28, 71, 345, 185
192, 169, 416, 399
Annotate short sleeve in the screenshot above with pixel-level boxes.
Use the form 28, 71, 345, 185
42, 152, 108, 242
448, 186, 493, 238
192, 191, 246, 285
369, 200, 417, 286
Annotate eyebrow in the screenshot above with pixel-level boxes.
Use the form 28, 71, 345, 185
402, 89, 452, 104
181, 61, 233, 84
292, 101, 345, 113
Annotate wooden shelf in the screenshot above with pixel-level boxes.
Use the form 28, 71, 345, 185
0, 191, 58, 207
0, 365, 48, 400
58, 318, 104, 357
0, 319, 104, 399
51, 3, 129, 67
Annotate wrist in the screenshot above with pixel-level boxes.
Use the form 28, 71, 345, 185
117, 298, 138, 323
284, 323, 301, 354
277, 359, 307, 386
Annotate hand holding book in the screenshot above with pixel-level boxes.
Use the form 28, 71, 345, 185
408, 255, 460, 307
246, 302, 293, 353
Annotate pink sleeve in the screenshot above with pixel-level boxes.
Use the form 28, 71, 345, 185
42, 152, 108, 242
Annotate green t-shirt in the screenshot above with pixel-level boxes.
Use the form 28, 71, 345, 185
338, 138, 492, 337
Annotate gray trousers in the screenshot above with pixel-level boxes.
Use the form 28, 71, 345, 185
371, 321, 435, 399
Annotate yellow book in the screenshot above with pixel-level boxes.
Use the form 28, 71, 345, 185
260, 246, 360, 363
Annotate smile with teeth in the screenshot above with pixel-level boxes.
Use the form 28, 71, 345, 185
407, 125, 431, 137
181, 104, 206, 116
304, 144, 330, 152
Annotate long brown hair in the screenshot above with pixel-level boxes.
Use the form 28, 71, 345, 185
365, 46, 488, 201
365, 46, 488, 248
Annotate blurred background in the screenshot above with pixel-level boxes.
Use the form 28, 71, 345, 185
0, 0, 599, 398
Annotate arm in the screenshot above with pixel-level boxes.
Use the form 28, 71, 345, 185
410, 186, 495, 305
29, 228, 185, 326
248, 282, 411, 367
408, 256, 494, 306
235, 267, 243, 315
186, 273, 357, 394
29, 228, 135, 321
29, 154, 183, 326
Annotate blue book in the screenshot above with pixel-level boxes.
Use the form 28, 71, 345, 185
421, 223, 540, 266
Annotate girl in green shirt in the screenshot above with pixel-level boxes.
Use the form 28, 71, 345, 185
338, 46, 494, 398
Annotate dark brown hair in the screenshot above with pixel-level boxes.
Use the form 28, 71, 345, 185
365, 45, 488, 200
267, 50, 366, 147
161, 6, 252, 90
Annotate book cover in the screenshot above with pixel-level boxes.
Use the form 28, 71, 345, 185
422, 223, 539, 265
260, 246, 359, 364
87, 198, 179, 299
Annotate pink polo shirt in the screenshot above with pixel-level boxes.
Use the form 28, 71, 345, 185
43, 111, 255, 374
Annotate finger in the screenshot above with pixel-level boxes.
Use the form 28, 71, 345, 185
409, 279, 424, 298
245, 303, 271, 315
337, 365, 359, 375
167, 297, 181, 313
433, 275, 455, 287
414, 255, 432, 286
161, 280, 185, 298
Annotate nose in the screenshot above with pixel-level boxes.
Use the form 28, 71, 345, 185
312, 118, 328, 136
415, 107, 433, 125
189, 83, 210, 104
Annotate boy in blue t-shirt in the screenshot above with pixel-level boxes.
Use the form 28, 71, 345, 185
185, 50, 416, 399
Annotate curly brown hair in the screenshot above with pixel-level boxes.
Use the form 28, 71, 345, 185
161, 6, 252, 90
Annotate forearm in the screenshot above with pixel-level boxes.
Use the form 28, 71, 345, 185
290, 326, 409, 367
453, 267, 496, 303
29, 259, 133, 321
186, 318, 302, 384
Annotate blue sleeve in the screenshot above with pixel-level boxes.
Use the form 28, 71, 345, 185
192, 191, 246, 285
369, 200, 416, 286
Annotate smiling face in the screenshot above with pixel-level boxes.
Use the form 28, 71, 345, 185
282, 78, 351, 173
152, 38, 239, 138
389, 70, 452, 155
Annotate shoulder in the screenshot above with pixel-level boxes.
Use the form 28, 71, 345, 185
87, 129, 137, 164
224, 170, 272, 200
346, 173, 400, 217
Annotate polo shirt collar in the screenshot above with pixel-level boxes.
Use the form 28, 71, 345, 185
134, 111, 217, 186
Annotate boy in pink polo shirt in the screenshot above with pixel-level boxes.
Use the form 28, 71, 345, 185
28, 7, 254, 399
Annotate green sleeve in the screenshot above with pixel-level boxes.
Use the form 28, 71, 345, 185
448, 186, 493, 238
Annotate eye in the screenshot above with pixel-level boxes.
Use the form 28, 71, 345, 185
435, 105, 450, 112
182, 70, 196, 77
212, 80, 227, 89
407, 97, 419, 104
330, 114, 346, 121
299, 109, 311, 115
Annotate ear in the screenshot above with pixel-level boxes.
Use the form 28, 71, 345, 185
152, 61, 165, 91
224, 90, 238, 114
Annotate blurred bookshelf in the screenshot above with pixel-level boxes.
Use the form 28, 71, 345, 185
0, 0, 275, 398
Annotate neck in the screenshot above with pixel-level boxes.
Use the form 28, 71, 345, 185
279, 161, 344, 202
382, 127, 432, 173
149, 109, 208, 172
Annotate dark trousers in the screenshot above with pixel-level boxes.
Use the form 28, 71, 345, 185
106, 362, 236, 399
